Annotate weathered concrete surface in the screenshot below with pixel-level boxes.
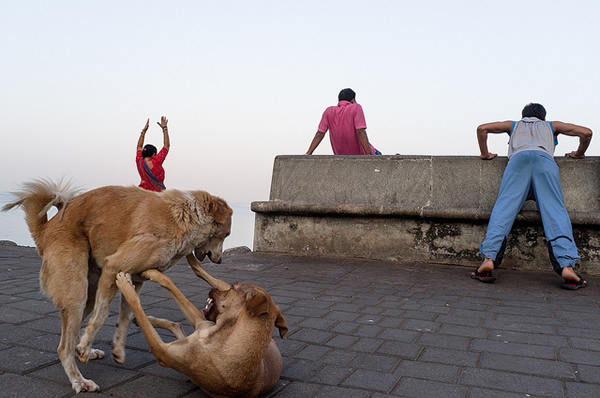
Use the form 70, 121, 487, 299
252, 155, 600, 275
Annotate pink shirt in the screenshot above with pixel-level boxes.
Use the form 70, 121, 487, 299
318, 101, 374, 155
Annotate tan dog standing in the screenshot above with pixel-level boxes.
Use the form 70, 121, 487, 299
2, 179, 232, 393
115, 260, 288, 398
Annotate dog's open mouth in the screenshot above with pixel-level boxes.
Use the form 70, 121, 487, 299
203, 297, 215, 320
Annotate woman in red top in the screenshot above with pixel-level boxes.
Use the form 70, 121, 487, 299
136, 116, 170, 191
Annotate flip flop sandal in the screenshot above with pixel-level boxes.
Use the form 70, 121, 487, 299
560, 276, 588, 290
471, 269, 496, 283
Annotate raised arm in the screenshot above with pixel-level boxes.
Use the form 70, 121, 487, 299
476, 121, 513, 160
552, 121, 593, 159
137, 118, 149, 151
157, 116, 170, 150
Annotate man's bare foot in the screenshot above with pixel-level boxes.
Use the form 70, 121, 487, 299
471, 258, 496, 283
560, 266, 588, 290
561, 266, 579, 282
477, 258, 494, 274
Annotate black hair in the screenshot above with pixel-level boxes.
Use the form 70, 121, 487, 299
142, 144, 158, 158
338, 88, 356, 102
521, 103, 547, 120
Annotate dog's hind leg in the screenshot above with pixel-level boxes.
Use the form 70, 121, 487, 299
77, 267, 120, 364
145, 315, 187, 339
112, 279, 143, 364
58, 300, 100, 392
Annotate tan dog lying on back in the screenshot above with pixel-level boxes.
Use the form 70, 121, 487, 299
115, 261, 288, 398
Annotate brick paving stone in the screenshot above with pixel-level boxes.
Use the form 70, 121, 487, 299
281, 358, 322, 380
394, 359, 460, 383
435, 313, 483, 327
351, 337, 384, 353
321, 349, 358, 367
401, 319, 440, 333
559, 348, 600, 366
312, 364, 354, 385
400, 309, 439, 321
377, 341, 423, 360
483, 319, 557, 334
298, 317, 338, 331
323, 310, 361, 322
269, 381, 319, 397
488, 329, 569, 347
394, 377, 469, 398
495, 313, 564, 326
287, 328, 334, 344
569, 336, 600, 351
468, 387, 542, 398
420, 347, 479, 367
480, 352, 577, 379
353, 324, 382, 338
439, 323, 488, 339
349, 353, 400, 373
378, 328, 420, 343
470, 339, 556, 359
564, 382, 600, 398
0, 373, 73, 398
0, 346, 59, 373
295, 345, 331, 361
313, 385, 371, 398
576, 364, 600, 384
415, 332, 471, 351
341, 369, 401, 393
460, 367, 564, 397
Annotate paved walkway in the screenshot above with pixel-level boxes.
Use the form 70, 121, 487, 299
1, 242, 600, 398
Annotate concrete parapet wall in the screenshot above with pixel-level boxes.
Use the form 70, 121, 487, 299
252, 155, 600, 274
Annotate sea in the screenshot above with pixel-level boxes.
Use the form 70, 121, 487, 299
0, 192, 255, 250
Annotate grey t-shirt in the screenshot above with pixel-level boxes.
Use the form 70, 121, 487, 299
507, 117, 556, 160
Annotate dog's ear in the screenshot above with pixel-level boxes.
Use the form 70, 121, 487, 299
246, 290, 270, 317
275, 306, 288, 338
210, 198, 232, 225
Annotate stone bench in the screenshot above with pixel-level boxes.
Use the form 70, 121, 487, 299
251, 155, 600, 275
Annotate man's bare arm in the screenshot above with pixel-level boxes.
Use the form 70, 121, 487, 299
306, 131, 325, 155
476, 121, 513, 160
552, 121, 593, 159
356, 128, 372, 155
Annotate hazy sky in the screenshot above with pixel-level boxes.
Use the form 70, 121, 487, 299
2, 1, 599, 203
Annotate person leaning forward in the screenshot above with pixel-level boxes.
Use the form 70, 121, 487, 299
306, 88, 381, 155
473, 102, 592, 290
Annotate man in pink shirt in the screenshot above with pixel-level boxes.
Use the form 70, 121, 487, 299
306, 88, 380, 155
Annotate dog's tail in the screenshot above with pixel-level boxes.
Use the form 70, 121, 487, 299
2, 178, 81, 249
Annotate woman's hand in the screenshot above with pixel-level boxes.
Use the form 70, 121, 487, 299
142, 118, 149, 134
157, 116, 168, 129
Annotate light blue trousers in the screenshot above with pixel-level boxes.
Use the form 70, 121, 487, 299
480, 151, 579, 274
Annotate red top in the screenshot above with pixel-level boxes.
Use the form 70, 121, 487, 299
136, 147, 169, 191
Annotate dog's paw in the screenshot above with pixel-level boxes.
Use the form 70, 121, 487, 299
89, 348, 105, 360
140, 268, 162, 283
71, 377, 100, 393
112, 346, 126, 364
76, 344, 90, 364
115, 272, 133, 287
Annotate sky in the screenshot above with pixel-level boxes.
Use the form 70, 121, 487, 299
2, 0, 599, 204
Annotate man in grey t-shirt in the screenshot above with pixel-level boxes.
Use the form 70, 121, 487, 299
473, 103, 592, 289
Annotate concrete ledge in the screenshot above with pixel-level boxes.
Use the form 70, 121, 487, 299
251, 201, 600, 225
252, 155, 600, 275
